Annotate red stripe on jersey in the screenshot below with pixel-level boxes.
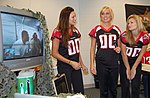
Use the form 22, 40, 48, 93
121, 31, 150, 45
51, 29, 62, 40
100, 25, 114, 32
113, 25, 121, 35
120, 31, 127, 44
74, 27, 81, 37
89, 25, 101, 38
140, 32, 150, 45
89, 25, 121, 38
51, 28, 81, 40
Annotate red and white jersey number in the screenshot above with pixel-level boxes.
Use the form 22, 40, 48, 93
68, 38, 80, 56
99, 34, 117, 49
143, 56, 150, 64
126, 47, 141, 57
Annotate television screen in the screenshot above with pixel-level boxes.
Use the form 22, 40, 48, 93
2, 12, 43, 59
0, 6, 44, 71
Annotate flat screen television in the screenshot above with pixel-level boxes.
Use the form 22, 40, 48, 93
0, 6, 44, 71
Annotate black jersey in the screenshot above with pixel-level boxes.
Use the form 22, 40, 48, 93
89, 25, 121, 67
120, 31, 150, 58
51, 28, 81, 66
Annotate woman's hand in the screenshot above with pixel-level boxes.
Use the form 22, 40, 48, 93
81, 65, 89, 75
131, 67, 136, 80
114, 46, 121, 53
126, 67, 131, 80
90, 66, 96, 75
70, 61, 82, 70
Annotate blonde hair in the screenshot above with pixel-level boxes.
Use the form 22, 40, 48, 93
126, 14, 147, 46
100, 6, 114, 23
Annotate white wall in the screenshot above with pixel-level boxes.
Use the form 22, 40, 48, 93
0, 0, 80, 36
0, 0, 150, 87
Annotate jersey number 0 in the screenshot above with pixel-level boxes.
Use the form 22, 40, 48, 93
99, 34, 117, 49
68, 38, 80, 56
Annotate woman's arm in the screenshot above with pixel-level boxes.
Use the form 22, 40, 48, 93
52, 38, 81, 70
90, 37, 96, 75
52, 38, 69, 64
79, 54, 89, 75
114, 38, 121, 53
121, 42, 131, 80
132, 45, 147, 69
131, 45, 147, 79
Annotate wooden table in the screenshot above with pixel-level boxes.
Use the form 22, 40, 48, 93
142, 64, 150, 98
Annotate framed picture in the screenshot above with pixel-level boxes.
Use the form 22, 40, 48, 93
52, 74, 69, 95
125, 4, 150, 32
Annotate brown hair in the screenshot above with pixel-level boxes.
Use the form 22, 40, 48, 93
56, 6, 75, 47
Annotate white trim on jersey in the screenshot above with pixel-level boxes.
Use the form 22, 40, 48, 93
96, 26, 102, 37
113, 26, 121, 35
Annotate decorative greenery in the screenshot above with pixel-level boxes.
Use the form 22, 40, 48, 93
0, 6, 55, 97
23, 9, 55, 96
0, 63, 17, 98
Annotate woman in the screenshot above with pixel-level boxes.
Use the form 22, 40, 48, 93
120, 14, 150, 98
142, 43, 150, 98
51, 6, 88, 94
89, 6, 121, 98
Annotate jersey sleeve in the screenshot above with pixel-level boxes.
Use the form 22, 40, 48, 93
142, 32, 150, 45
51, 29, 62, 40
120, 31, 127, 44
142, 51, 150, 64
89, 25, 99, 38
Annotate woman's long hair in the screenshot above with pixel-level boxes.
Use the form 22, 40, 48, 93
126, 14, 147, 46
56, 6, 74, 47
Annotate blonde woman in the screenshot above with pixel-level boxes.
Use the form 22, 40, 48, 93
89, 6, 121, 98
120, 14, 150, 98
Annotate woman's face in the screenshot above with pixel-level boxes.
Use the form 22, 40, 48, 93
69, 11, 77, 27
127, 18, 138, 31
100, 9, 112, 23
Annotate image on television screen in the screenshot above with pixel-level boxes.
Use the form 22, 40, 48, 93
1, 12, 43, 60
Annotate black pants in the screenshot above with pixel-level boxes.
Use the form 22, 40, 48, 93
96, 63, 118, 98
120, 60, 141, 98
57, 64, 84, 94
142, 72, 149, 98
